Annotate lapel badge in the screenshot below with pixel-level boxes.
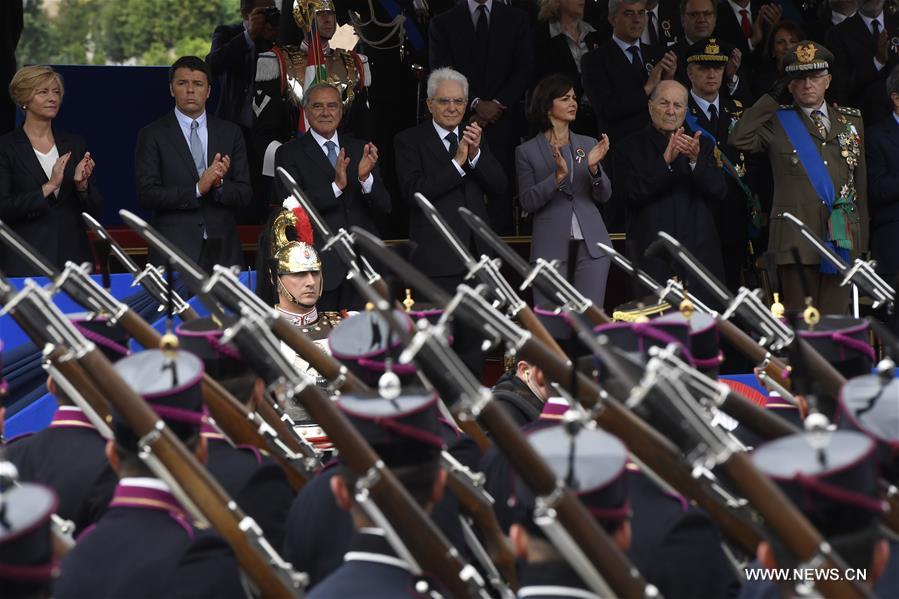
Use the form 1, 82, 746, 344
575, 148, 586, 163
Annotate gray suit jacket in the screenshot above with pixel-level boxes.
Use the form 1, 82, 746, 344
516, 132, 612, 263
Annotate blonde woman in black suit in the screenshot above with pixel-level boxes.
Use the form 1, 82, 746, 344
516, 73, 612, 308
0, 65, 101, 276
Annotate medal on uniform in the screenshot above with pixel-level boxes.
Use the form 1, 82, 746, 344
891, 36, 899, 55
661, 20, 671, 39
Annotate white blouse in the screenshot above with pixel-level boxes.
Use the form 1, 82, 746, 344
34, 144, 60, 197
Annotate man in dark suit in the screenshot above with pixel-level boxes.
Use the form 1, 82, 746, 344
865, 64, 899, 280
206, 0, 278, 224
827, 0, 898, 126
135, 56, 252, 270
582, 0, 677, 144
713, 0, 783, 64
429, 0, 532, 234
643, 0, 684, 53
614, 79, 728, 307
273, 82, 391, 312
393, 67, 506, 377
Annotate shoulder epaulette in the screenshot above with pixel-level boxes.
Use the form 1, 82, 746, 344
255, 51, 280, 82
321, 311, 343, 326
835, 105, 861, 117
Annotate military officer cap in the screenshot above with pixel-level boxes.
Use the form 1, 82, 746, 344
781, 40, 834, 76
751, 430, 883, 564
0, 461, 57, 593
111, 349, 206, 451
839, 375, 899, 484
686, 38, 731, 67
592, 320, 693, 382
337, 391, 444, 468
176, 316, 248, 381
534, 305, 589, 358
70, 313, 131, 363
328, 309, 419, 387
796, 316, 875, 380
652, 312, 723, 377
512, 426, 630, 535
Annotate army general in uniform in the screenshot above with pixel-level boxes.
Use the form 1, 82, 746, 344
729, 40, 868, 315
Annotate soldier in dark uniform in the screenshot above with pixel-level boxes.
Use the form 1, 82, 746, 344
0, 464, 57, 599
508, 425, 633, 597
53, 348, 244, 599
729, 40, 868, 315
284, 309, 473, 588
305, 391, 450, 598
4, 316, 126, 536
685, 38, 761, 292
176, 316, 294, 550
739, 429, 891, 598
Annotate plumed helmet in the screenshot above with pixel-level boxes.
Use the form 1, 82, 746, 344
271, 197, 322, 274
292, 0, 336, 35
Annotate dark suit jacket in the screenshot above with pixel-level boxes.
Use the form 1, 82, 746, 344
135, 111, 252, 268
713, 0, 760, 62
614, 124, 727, 301
206, 22, 264, 128
865, 113, 899, 275
0, 127, 102, 276
273, 133, 391, 292
581, 39, 657, 142
826, 12, 899, 127
394, 120, 507, 277
645, 2, 683, 54
428, 1, 533, 108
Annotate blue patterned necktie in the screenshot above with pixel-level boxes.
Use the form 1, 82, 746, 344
189, 120, 205, 176
325, 140, 338, 167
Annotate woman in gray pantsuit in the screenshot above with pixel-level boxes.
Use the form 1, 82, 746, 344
516, 73, 612, 308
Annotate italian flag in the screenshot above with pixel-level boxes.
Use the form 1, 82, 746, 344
299, 16, 328, 133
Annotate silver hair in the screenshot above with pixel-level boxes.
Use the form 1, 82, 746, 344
608, 0, 645, 16
302, 82, 342, 109
426, 67, 469, 100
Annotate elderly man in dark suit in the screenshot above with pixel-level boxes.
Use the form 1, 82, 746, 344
865, 64, 899, 281
273, 82, 391, 312
135, 56, 252, 270
394, 67, 506, 377
429, 0, 532, 234
614, 79, 728, 307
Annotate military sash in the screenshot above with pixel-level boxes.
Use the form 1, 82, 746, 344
775, 109, 852, 274
684, 111, 762, 233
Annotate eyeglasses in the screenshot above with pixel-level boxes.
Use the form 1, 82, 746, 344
433, 97, 466, 107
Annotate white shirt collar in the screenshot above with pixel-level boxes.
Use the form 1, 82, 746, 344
119, 477, 171, 492
548, 19, 596, 42
432, 120, 459, 142
612, 34, 640, 56
860, 11, 884, 34
174, 107, 206, 129
310, 128, 339, 152
893, 112, 899, 127
726, 0, 751, 21
468, 0, 492, 17
690, 91, 720, 117
800, 102, 828, 120
832, 10, 854, 25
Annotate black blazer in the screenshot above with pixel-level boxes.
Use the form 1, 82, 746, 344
135, 111, 252, 268
865, 113, 899, 275
713, 0, 759, 62
206, 22, 266, 127
394, 120, 507, 277
826, 12, 899, 127
428, 1, 533, 107
273, 133, 391, 291
0, 127, 102, 276
581, 40, 658, 142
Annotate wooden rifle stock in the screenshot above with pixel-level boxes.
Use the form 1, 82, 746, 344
518, 337, 766, 555
46, 346, 111, 423
293, 384, 483, 598
443, 468, 518, 590
516, 305, 567, 360
451, 412, 492, 453
76, 348, 302, 597
582, 304, 611, 327
718, 386, 800, 440
715, 319, 791, 390
200, 377, 314, 492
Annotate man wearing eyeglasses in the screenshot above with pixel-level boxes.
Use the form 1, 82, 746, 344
393, 67, 507, 377
730, 41, 868, 315
272, 82, 391, 311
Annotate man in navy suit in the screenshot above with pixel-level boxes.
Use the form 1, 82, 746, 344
429, 0, 532, 234
135, 55, 252, 269
273, 82, 391, 312
865, 64, 899, 280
